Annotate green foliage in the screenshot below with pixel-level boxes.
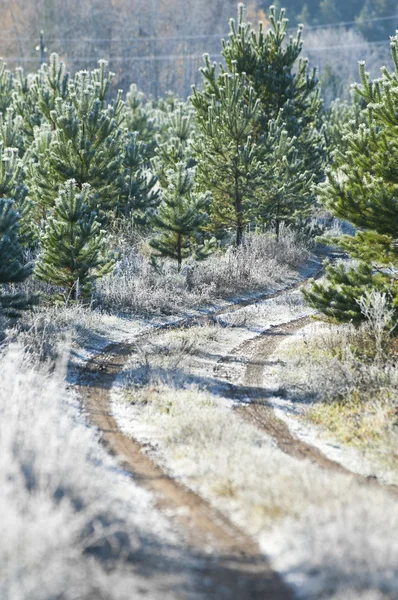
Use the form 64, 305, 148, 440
117, 131, 159, 224
222, 5, 325, 183
192, 71, 264, 245
192, 5, 325, 243
153, 102, 196, 186
35, 180, 115, 300
125, 84, 158, 160
323, 92, 367, 159
303, 261, 395, 323
306, 35, 398, 323
28, 60, 125, 222
0, 142, 33, 247
0, 61, 14, 114
257, 124, 312, 236
150, 163, 214, 270
0, 199, 32, 316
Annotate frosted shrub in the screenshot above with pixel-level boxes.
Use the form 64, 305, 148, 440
358, 290, 396, 359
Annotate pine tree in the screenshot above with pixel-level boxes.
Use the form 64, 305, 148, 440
0, 108, 24, 155
0, 60, 14, 114
257, 123, 311, 238
126, 84, 158, 160
304, 38, 398, 323
0, 143, 33, 247
0, 199, 32, 316
192, 71, 264, 245
117, 131, 159, 225
153, 102, 196, 187
150, 163, 213, 271
35, 179, 115, 301
192, 4, 324, 241
220, 4, 325, 184
28, 60, 125, 223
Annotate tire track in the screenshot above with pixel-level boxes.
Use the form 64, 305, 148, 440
215, 317, 398, 497
77, 341, 293, 600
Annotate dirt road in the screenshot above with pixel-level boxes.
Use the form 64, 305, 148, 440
78, 341, 293, 600
76, 252, 395, 598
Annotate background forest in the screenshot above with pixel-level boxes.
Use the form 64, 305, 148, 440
0, 0, 397, 99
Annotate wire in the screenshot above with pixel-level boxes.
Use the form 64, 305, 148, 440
1, 39, 392, 65
289, 12, 398, 32
1, 12, 398, 44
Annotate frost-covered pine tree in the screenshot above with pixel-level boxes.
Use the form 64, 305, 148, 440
0, 199, 32, 316
117, 131, 159, 225
0, 143, 33, 247
304, 39, 398, 323
222, 4, 325, 183
35, 180, 115, 301
150, 164, 213, 271
126, 84, 158, 160
192, 4, 324, 241
0, 60, 14, 113
28, 59, 125, 223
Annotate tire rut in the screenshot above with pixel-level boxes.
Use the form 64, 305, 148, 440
215, 317, 398, 497
77, 341, 294, 600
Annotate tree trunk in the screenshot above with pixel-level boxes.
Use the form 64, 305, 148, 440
275, 218, 280, 242
177, 233, 182, 272
235, 177, 243, 246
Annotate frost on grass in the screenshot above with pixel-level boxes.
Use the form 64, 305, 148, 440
94, 229, 310, 315
274, 321, 398, 481
0, 344, 186, 600
113, 376, 398, 600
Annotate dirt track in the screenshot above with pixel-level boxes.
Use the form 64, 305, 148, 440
76, 253, 396, 598
78, 341, 293, 600
216, 316, 398, 496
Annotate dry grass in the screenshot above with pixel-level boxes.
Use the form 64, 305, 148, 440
277, 323, 398, 476
0, 344, 182, 599
113, 373, 398, 599
94, 228, 310, 316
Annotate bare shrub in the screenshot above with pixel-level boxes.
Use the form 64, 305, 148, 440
358, 290, 396, 360
5, 304, 107, 364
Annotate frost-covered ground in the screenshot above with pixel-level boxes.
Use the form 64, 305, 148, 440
0, 344, 210, 600
111, 278, 398, 599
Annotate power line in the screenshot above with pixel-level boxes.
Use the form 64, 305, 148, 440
1, 39, 392, 65
1, 12, 398, 44
306, 40, 389, 51
291, 12, 398, 32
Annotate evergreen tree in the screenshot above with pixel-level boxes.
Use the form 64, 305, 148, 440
221, 4, 325, 185
126, 84, 158, 160
28, 60, 125, 223
0, 143, 33, 247
323, 91, 366, 160
257, 124, 312, 238
0, 108, 24, 154
0, 60, 14, 114
150, 163, 213, 271
304, 38, 398, 323
192, 71, 264, 245
35, 179, 115, 301
0, 199, 32, 316
192, 5, 324, 241
153, 102, 196, 187
117, 131, 159, 225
